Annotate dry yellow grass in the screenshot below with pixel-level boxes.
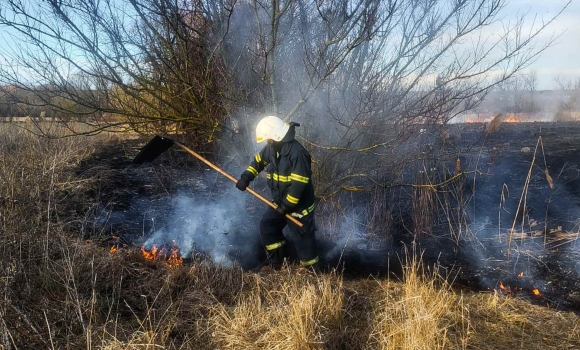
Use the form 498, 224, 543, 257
368, 256, 470, 349
465, 292, 580, 350
211, 268, 344, 350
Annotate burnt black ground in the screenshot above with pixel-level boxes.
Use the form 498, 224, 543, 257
74, 122, 580, 313
420, 122, 580, 311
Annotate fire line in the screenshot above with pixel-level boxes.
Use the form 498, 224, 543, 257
141, 244, 183, 268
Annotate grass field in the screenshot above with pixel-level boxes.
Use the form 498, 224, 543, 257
0, 123, 579, 349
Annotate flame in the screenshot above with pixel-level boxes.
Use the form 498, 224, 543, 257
166, 248, 183, 268
517, 272, 524, 278
499, 281, 512, 294
141, 244, 160, 260
463, 115, 520, 123
109, 245, 118, 253
532, 289, 541, 296
141, 244, 183, 268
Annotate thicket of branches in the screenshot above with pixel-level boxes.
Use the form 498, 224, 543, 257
0, 0, 567, 195
0, 0, 235, 147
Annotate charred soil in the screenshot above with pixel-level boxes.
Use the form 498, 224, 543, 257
71, 122, 580, 314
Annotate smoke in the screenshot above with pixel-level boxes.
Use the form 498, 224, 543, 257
321, 207, 386, 260
103, 1, 580, 305
141, 189, 261, 267
454, 145, 580, 295
450, 88, 580, 123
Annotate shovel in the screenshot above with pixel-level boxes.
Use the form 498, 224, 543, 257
133, 135, 303, 227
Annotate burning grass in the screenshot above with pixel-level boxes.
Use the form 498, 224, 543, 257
1, 124, 580, 349
141, 242, 184, 268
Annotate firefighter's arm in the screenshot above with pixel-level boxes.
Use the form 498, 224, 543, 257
241, 146, 268, 180
282, 151, 312, 208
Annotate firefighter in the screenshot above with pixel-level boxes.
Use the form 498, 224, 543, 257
235, 116, 319, 270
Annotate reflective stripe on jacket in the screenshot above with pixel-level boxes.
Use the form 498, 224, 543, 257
242, 139, 315, 212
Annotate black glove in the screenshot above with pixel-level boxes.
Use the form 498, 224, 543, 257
236, 175, 251, 191
275, 202, 292, 217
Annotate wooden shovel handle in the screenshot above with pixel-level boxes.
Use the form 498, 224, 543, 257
175, 142, 304, 228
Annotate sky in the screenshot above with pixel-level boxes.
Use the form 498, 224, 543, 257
0, 0, 577, 90
503, 0, 580, 89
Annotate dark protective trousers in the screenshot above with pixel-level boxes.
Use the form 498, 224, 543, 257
259, 207, 318, 265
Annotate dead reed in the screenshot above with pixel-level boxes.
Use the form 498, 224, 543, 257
486, 113, 504, 133
368, 253, 471, 349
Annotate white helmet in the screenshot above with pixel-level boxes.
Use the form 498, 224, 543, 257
255, 115, 290, 143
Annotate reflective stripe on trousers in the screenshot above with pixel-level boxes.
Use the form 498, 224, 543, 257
259, 207, 317, 264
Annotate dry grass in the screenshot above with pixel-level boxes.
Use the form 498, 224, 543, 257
412, 182, 435, 237
212, 268, 344, 350
1, 123, 580, 349
465, 292, 580, 349
368, 255, 470, 350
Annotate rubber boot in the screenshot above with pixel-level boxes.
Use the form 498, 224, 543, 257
267, 246, 287, 270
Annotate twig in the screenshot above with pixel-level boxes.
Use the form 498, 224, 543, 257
508, 137, 541, 262
297, 135, 395, 153
499, 183, 509, 243
0, 311, 17, 350
45, 154, 57, 260
43, 311, 55, 350
320, 171, 474, 201
9, 305, 47, 346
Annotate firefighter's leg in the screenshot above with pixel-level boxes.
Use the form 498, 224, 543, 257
260, 207, 288, 269
287, 213, 319, 269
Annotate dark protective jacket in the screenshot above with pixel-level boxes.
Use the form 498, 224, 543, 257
242, 139, 315, 216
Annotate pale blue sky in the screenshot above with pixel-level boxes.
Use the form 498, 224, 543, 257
0, 0, 577, 90
504, 0, 580, 89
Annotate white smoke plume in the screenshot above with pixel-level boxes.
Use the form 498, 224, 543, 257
142, 189, 258, 266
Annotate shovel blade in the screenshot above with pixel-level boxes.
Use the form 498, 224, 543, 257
133, 135, 175, 164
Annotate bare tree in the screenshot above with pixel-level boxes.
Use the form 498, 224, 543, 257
0, 0, 568, 195
553, 74, 579, 121
0, 0, 237, 146
523, 70, 538, 112
211, 0, 567, 217
274, 0, 567, 198
553, 75, 580, 91
231, 0, 385, 121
